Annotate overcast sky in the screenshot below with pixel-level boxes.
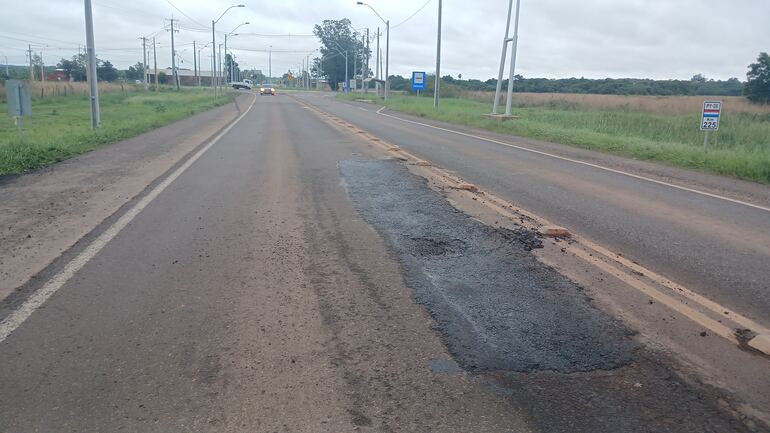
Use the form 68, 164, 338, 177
1, 0, 768, 80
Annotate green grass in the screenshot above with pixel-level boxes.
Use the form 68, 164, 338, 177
341, 94, 770, 184
0, 88, 234, 176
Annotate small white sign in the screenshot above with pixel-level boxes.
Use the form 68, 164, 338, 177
700, 100, 722, 131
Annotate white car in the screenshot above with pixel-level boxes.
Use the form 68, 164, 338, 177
231, 79, 253, 90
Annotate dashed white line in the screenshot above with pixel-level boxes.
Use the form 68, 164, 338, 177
0, 94, 258, 344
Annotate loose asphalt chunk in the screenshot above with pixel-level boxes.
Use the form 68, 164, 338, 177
339, 159, 637, 373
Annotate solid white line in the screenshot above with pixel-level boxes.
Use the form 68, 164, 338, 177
357, 107, 369, 112
0, 94, 258, 344
373, 108, 770, 213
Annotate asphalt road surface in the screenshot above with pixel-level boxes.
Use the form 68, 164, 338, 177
296, 93, 770, 324
0, 93, 764, 432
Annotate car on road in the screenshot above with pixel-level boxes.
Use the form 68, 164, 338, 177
259, 83, 276, 96
231, 79, 253, 90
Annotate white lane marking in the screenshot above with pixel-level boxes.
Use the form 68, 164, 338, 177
357, 107, 369, 112
372, 108, 770, 213
0, 94, 258, 344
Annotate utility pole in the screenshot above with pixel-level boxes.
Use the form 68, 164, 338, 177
504, 0, 522, 116
211, 20, 216, 96
167, 18, 179, 90
364, 29, 369, 93
352, 42, 357, 92
492, 0, 522, 116
140, 36, 148, 89
385, 19, 389, 99
434, 0, 442, 109
268, 45, 272, 84
28, 45, 34, 81
375, 27, 380, 94
224, 34, 228, 84
153, 36, 158, 91
307, 55, 310, 88
193, 40, 197, 87
83, 0, 100, 128
40, 51, 45, 82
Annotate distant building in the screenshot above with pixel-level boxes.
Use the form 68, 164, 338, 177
47, 69, 69, 81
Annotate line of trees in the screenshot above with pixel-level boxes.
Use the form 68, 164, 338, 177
55, 54, 118, 82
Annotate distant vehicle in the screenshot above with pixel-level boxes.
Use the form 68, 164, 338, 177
259, 83, 276, 96
231, 79, 253, 90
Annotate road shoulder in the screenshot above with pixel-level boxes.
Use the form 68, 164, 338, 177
0, 93, 252, 302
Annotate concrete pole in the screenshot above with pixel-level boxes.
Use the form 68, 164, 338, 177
504, 0, 522, 116
169, 18, 179, 90
365, 29, 369, 93
193, 40, 197, 87
142, 37, 148, 89
345, 51, 348, 93
28, 45, 34, 81
492, 0, 513, 114
352, 44, 357, 91
83, 0, 100, 128
384, 20, 389, 99
211, 20, 217, 96
434, 0, 442, 109
268, 46, 272, 83
153, 37, 158, 91
375, 27, 380, 94
224, 34, 228, 84
218, 44, 223, 91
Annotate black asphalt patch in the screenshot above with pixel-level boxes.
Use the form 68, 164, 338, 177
339, 159, 637, 373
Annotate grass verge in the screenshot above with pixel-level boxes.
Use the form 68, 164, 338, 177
0, 88, 234, 176
341, 93, 770, 184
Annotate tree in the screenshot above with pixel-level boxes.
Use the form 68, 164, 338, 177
313, 19, 368, 91
56, 55, 87, 81
125, 62, 145, 81
744, 52, 770, 104
690, 73, 707, 83
97, 60, 118, 82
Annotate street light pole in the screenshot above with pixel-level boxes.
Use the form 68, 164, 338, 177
212, 4, 245, 97
83, 0, 100, 128
434, 0, 442, 109
357, 2, 389, 99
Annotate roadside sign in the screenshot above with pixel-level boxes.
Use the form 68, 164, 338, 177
411, 71, 426, 91
6, 80, 32, 117
6, 80, 32, 143
700, 100, 721, 131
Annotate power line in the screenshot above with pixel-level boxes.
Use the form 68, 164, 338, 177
392, 0, 433, 29
164, 0, 207, 29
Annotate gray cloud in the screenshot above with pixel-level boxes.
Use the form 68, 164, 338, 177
1, 0, 767, 80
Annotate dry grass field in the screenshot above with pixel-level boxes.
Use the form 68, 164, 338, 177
0, 81, 142, 102
461, 91, 770, 115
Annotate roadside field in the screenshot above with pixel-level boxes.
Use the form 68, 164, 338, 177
0, 89, 233, 176
0, 81, 144, 102
343, 93, 770, 184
